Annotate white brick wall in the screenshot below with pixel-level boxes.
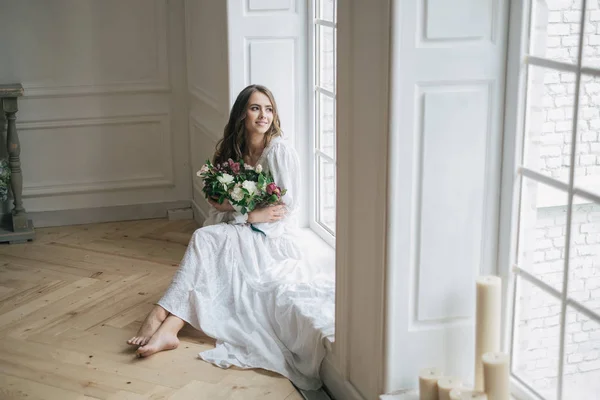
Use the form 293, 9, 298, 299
532, 0, 600, 182
517, 2, 600, 397
515, 203, 600, 398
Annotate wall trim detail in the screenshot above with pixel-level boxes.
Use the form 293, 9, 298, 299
17, 114, 175, 197
417, 0, 498, 45
189, 85, 226, 117
21, 0, 170, 98
410, 81, 493, 326
28, 200, 191, 228
245, 0, 296, 14
190, 114, 222, 143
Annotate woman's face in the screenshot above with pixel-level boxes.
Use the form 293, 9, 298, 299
244, 91, 273, 135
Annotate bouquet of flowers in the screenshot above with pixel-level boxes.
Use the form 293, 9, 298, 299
0, 159, 10, 202
197, 158, 286, 215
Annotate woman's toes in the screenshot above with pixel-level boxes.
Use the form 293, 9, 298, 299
136, 345, 150, 357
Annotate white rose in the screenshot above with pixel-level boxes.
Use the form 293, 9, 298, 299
242, 180, 257, 195
244, 164, 254, 170
217, 173, 234, 185
255, 164, 263, 173
230, 185, 245, 202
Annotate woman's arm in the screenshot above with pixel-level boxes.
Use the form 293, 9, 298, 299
248, 204, 286, 223
207, 198, 235, 212
250, 141, 300, 237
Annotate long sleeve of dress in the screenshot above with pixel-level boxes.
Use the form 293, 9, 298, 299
251, 141, 300, 238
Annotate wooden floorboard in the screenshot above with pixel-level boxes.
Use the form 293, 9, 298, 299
0, 218, 304, 400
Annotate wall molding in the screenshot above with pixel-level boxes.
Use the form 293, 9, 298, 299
29, 200, 191, 228
410, 81, 493, 326
183, 0, 227, 118
17, 114, 175, 197
189, 114, 222, 143
417, 0, 498, 46
245, 0, 296, 14
23, 82, 171, 98
189, 85, 226, 117
21, 0, 170, 98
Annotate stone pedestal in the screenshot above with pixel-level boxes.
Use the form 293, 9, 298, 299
0, 84, 35, 244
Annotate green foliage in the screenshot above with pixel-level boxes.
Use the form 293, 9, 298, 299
0, 159, 10, 202
197, 158, 287, 215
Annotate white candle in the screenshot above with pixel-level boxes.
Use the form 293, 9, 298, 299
419, 367, 443, 400
482, 352, 509, 400
449, 388, 488, 400
474, 276, 502, 391
437, 377, 463, 400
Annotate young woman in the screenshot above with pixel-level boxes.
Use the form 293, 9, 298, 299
127, 85, 334, 390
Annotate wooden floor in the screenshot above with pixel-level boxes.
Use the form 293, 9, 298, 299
0, 218, 304, 400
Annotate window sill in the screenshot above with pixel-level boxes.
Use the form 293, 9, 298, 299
297, 227, 335, 352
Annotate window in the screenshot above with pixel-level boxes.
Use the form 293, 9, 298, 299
507, 1, 600, 399
310, 0, 337, 245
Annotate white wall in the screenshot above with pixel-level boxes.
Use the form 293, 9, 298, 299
185, 0, 230, 222
0, 0, 191, 225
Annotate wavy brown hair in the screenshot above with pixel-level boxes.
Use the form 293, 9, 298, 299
213, 85, 282, 165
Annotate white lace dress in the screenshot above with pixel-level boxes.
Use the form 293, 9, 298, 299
157, 137, 335, 390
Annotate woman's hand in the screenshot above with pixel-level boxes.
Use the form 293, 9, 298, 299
248, 205, 286, 223
208, 197, 235, 212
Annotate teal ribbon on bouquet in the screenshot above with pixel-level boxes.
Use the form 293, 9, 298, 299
250, 224, 266, 236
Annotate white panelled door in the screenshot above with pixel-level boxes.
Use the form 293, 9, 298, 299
386, 0, 509, 390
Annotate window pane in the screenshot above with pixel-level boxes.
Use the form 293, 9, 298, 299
561, 307, 600, 399
318, 93, 335, 158
513, 277, 561, 400
317, 156, 336, 233
524, 65, 576, 183
574, 74, 600, 198
568, 195, 600, 306
318, 0, 335, 22
317, 24, 335, 92
517, 178, 568, 292
530, 0, 583, 64
583, 0, 600, 68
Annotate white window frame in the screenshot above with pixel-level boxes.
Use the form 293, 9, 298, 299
502, 1, 600, 399
308, 0, 337, 247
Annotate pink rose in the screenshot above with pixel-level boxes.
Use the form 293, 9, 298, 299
228, 159, 241, 174
266, 183, 281, 198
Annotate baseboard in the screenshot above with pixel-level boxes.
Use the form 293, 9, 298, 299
321, 355, 367, 400
191, 198, 208, 226
28, 200, 192, 228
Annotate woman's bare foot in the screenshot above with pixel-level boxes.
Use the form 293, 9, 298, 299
127, 305, 168, 346
136, 315, 184, 358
